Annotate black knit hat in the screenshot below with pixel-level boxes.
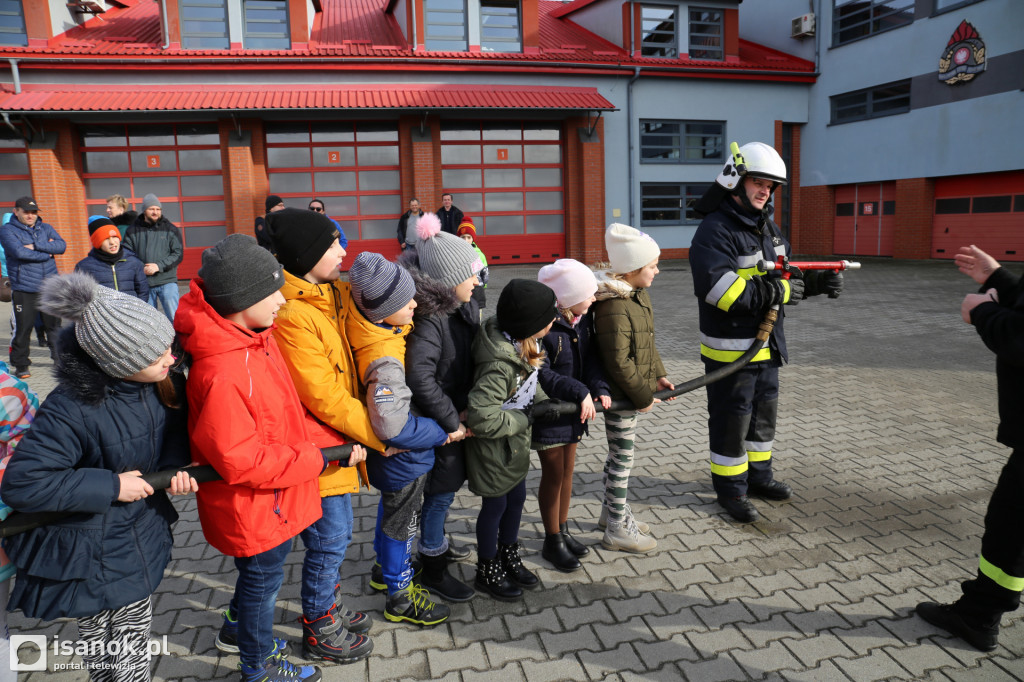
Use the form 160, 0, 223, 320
265, 195, 284, 213
199, 234, 284, 316
265, 207, 340, 277
496, 279, 557, 340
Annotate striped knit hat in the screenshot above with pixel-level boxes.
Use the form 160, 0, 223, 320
349, 252, 416, 322
39, 272, 174, 379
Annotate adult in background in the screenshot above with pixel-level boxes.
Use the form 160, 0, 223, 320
308, 198, 348, 249
0, 196, 65, 379
124, 193, 183, 323
396, 198, 423, 251
436, 193, 463, 236
915, 244, 1024, 652
255, 194, 284, 252
105, 194, 137, 236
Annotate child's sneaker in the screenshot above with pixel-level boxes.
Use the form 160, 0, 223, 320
369, 559, 423, 593
238, 656, 321, 682
301, 604, 374, 664
331, 584, 373, 634
384, 584, 450, 627
216, 609, 292, 656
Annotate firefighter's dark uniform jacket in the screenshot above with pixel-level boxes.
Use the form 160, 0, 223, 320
689, 198, 789, 366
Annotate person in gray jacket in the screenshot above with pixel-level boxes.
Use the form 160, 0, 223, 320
124, 194, 183, 322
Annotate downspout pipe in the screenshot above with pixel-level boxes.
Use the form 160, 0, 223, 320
7, 58, 19, 94
160, 0, 171, 50
626, 66, 641, 227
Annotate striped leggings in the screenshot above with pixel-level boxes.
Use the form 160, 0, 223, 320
77, 596, 153, 682
603, 409, 639, 523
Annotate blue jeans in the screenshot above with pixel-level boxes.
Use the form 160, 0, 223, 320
231, 539, 291, 667
299, 493, 352, 618
148, 281, 179, 322
418, 490, 455, 556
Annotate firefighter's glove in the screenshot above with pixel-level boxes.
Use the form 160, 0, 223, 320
823, 270, 844, 298
529, 399, 563, 424
756, 276, 789, 309
785, 276, 804, 305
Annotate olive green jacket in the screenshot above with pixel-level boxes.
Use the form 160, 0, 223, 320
465, 316, 548, 497
591, 272, 667, 410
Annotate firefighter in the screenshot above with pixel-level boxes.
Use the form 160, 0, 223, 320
915, 244, 1024, 652
688, 142, 843, 523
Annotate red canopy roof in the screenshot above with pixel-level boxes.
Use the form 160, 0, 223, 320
0, 83, 616, 113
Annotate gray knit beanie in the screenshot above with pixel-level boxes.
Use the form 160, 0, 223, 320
199, 234, 284, 316
39, 273, 174, 379
141, 193, 161, 212
415, 212, 482, 288
349, 252, 417, 322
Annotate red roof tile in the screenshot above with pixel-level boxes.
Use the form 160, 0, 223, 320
0, 83, 616, 113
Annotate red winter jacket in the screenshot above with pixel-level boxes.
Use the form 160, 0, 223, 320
175, 279, 324, 557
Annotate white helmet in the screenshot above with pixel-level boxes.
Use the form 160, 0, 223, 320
715, 141, 787, 190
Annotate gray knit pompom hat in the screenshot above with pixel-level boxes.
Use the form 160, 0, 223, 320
40, 272, 175, 379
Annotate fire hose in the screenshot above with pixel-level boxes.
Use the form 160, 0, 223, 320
0, 258, 861, 537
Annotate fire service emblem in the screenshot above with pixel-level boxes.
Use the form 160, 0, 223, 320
938, 20, 985, 85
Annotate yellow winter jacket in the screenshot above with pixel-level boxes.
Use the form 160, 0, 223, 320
345, 303, 411, 386
272, 270, 384, 496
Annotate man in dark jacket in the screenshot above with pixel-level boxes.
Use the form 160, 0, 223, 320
689, 142, 842, 523
0, 196, 66, 378
254, 194, 284, 251
124, 193, 183, 322
916, 244, 1024, 652
396, 198, 423, 250
435, 193, 463, 236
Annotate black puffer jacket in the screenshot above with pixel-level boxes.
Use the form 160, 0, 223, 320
401, 253, 480, 495
1, 327, 189, 620
124, 214, 183, 287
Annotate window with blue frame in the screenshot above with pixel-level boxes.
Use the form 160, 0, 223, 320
243, 0, 290, 50
830, 80, 911, 124
833, 0, 913, 46
640, 120, 724, 163
180, 0, 230, 50
0, 0, 27, 47
641, 183, 711, 226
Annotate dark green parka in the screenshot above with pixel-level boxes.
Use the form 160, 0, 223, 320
591, 272, 667, 410
465, 316, 548, 497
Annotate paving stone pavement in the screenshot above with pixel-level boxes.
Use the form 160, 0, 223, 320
5, 256, 1023, 681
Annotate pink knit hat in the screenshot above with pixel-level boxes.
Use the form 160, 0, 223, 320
537, 259, 598, 308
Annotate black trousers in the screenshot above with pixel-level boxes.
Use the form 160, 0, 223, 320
704, 360, 780, 498
10, 290, 60, 370
959, 448, 1024, 624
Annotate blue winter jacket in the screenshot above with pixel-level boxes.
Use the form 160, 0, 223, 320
0, 216, 66, 293
534, 312, 611, 446
1, 327, 190, 620
75, 248, 150, 300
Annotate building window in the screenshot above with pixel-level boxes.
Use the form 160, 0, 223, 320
830, 80, 911, 124
933, 0, 983, 14
639, 120, 724, 164
79, 123, 227, 248
641, 5, 677, 58
833, 0, 913, 47
641, 183, 711, 226
180, 0, 230, 50
425, 0, 468, 51
480, 1, 521, 53
0, 131, 31, 201
264, 122, 402, 241
243, 0, 290, 50
688, 7, 722, 60
0, 0, 27, 47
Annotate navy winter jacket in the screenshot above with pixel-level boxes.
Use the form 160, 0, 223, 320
534, 312, 611, 446
1, 327, 190, 620
0, 217, 66, 293
75, 248, 150, 300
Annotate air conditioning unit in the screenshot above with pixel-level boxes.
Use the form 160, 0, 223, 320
791, 13, 815, 38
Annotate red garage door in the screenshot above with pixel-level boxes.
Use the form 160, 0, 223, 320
440, 121, 566, 263
932, 171, 1024, 261
833, 182, 895, 257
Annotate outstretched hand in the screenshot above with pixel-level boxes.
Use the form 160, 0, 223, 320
956, 245, 1000, 285
118, 470, 154, 503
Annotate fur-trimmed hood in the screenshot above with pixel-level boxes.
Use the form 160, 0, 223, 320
593, 266, 635, 301
399, 250, 463, 319
52, 325, 129, 406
